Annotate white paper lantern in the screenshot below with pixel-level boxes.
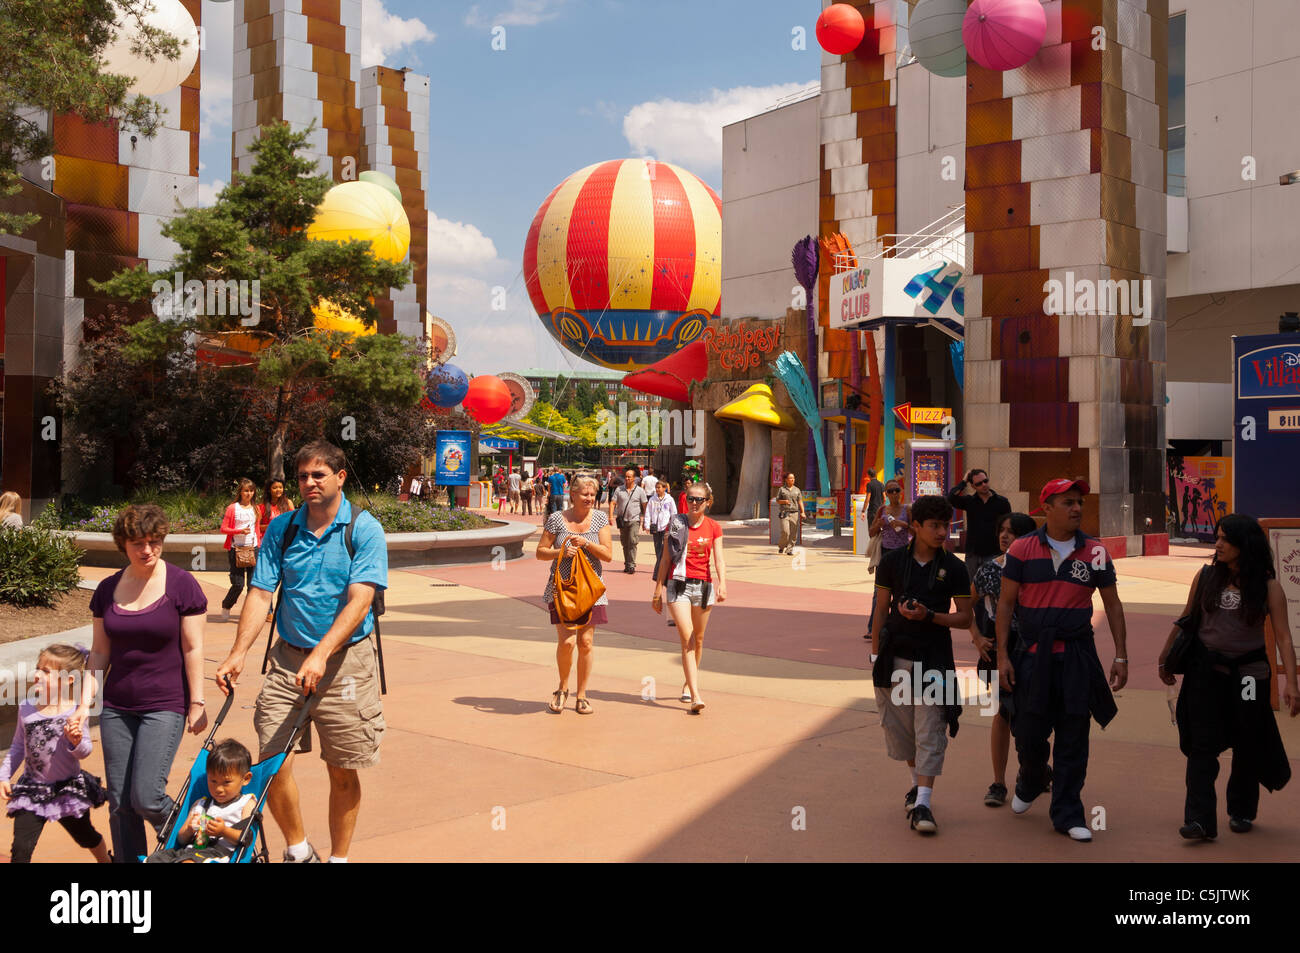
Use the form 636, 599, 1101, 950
100, 0, 200, 98
908, 0, 968, 78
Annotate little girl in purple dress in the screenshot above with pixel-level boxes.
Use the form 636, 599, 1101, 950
0, 644, 110, 863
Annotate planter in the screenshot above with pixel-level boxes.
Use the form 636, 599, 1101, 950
60, 519, 538, 570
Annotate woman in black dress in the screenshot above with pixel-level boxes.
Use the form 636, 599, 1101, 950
1158, 514, 1299, 840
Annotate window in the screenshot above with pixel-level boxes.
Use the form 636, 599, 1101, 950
1167, 13, 1186, 197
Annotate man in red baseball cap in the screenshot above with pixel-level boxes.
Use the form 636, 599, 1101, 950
994, 477, 1129, 842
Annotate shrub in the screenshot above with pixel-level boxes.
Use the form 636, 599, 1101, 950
0, 526, 84, 608
53, 492, 492, 535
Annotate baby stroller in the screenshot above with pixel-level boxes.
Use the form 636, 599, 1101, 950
145, 677, 314, 863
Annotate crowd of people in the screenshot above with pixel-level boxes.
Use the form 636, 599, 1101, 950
1, 453, 1295, 860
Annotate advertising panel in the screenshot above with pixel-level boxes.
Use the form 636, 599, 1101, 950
436, 430, 472, 486
1167, 455, 1231, 542
1232, 334, 1300, 518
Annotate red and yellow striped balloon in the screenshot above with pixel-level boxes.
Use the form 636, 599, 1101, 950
523, 158, 720, 371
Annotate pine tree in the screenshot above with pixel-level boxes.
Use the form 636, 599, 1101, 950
92, 121, 414, 479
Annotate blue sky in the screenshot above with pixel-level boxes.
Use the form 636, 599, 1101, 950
197, 0, 821, 374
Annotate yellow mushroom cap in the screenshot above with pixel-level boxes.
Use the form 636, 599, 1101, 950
714, 383, 797, 430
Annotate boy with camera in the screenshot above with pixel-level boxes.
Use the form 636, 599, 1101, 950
867, 495, 973, 835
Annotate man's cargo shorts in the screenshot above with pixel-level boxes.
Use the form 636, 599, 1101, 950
255, 637, 385, 769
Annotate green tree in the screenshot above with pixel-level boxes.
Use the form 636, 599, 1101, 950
538, 378, 552, 404
2, 0, 182, 234
552, 374, 571, 411
92, 121, 412, 479
526, 400, 574, 438
573, 380, 598, 416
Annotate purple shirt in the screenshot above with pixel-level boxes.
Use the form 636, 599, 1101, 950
90, 562, 207, 715
0, 702, 93, 784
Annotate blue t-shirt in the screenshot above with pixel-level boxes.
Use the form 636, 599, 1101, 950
250, 497, 388, 649
548, 473, 566, 497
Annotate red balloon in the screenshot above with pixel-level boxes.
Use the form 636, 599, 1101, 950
816, 3, 866, 55
462, 375, 512, 426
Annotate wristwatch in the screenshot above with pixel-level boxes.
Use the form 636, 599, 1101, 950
924, 609, 935, 623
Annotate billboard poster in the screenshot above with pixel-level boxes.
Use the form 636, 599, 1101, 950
435, 430, 472, 486
906, 440, 952, 501
1233, 334, 1300, 518
1166, 455, 1231, 541
1267, 525, 1300, 654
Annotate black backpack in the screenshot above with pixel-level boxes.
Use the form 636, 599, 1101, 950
260, 507, 387, 694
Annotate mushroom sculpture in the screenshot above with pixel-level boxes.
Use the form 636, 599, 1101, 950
714, 383, 797, 519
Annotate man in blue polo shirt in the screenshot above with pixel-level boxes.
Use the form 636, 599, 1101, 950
995, 478, 1128, 843
547, 467, 566, 517
216, 440, 387, 863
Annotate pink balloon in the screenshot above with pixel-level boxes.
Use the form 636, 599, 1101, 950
963, 0, 1047, 72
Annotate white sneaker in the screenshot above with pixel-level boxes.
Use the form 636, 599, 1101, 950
1011, 794, 1034, 814
1066, 826, 1092, 842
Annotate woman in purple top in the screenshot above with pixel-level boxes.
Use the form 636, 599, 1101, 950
87, 503, 209, 862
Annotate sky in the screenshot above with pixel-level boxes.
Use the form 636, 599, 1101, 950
196, 0, 820, 377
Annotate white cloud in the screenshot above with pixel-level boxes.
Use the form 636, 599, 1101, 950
622, 83, 810, 171
195, 180, 226, 207
361, 0, 435, 66
426, 214, 500, 271
464, 0, 568, 28
425, 269, 569, 373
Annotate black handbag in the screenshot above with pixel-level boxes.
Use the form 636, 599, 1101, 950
1165, 568, 1207, 676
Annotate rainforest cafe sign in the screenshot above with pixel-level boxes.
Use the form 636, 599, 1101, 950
702, 321, 782, 372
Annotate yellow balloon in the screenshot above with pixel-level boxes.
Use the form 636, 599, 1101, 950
313, 299, 376, 337
307, 181, 411, 263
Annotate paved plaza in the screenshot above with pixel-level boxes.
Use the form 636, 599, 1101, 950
23, 512, 1300, 862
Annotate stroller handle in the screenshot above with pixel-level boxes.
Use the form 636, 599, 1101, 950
200, 675, 237, 752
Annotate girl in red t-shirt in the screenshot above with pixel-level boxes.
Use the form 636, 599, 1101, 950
652, 481, 727, 713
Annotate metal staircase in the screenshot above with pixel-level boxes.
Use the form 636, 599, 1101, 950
834, 205, 966, 273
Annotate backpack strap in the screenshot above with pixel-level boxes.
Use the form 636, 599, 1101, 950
259, 507, 386, 695
344, 509, 387, 695
260, 513, 302, 676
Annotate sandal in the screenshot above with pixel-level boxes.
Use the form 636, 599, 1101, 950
690, 701, 706, 714
548, 689, 569, 714
575, 697, 593, 715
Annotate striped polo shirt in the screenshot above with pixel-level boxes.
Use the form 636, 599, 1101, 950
1002, 527, 1116, 653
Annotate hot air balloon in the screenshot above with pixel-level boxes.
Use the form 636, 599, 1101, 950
359, 170, 403, 204
462, 375, 512, 425
909, 0, 968, 78
523, 158, 720, 372
100, 0, 200, 97
426, 364, 469, 407
307, 181, 411, 263
963, 0, 1047, 72
313, 299, 377, 337
816, 3, 866, 55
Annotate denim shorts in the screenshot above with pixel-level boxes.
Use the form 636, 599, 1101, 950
667, 578, 715, 608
